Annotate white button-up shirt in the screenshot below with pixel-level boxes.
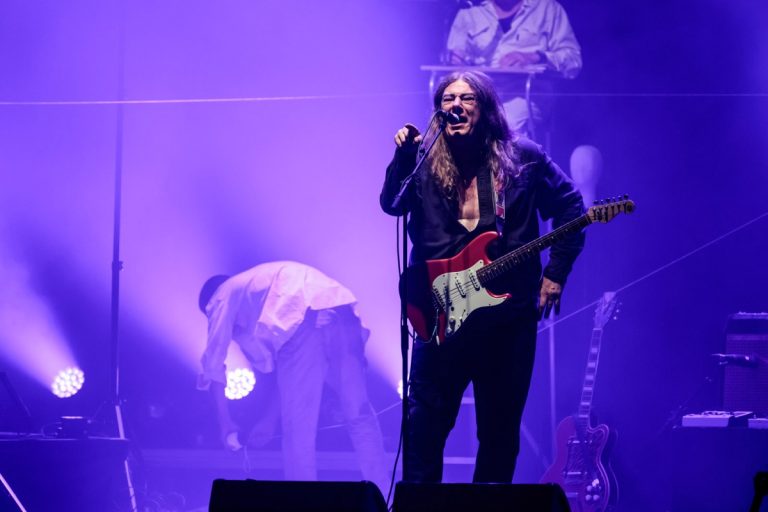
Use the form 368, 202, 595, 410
200, 262, 358, 385
446, 0, 582, 79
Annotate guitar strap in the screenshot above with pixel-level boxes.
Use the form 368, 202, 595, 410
491, 169, 505, 236
477, 165, 505, 236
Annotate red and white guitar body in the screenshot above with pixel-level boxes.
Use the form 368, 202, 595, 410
404, 232, 509, 343
402, 197, 635, 343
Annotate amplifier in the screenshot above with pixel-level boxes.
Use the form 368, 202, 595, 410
748, 417, 768, 429
723, 312, 768, 415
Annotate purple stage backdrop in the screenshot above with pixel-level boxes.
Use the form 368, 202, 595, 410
1, 1, 767, 511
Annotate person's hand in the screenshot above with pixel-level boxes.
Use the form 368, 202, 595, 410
447, 50, 467, 65
219, 417, 242, 450
211, 380, 241, 450
538, 276, 563, 319
224, 431, 242, 451
394, 124, 422, 148
499, 51, 541, 68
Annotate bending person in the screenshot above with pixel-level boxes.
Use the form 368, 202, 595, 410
197, 261, 389, 491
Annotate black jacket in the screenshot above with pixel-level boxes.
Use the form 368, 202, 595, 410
380, 137, 585, 305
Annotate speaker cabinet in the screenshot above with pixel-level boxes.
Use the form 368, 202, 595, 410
209, 480, 387, 512
723, 313, 768, 414
393, 482, 571, 512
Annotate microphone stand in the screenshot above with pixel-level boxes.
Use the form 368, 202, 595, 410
390, 113, 450, 480
95, 4, 139, 510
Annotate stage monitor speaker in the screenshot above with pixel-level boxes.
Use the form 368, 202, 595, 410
393, 482, 571, 512
209, 479, 387, 512
723, 313, 768, 414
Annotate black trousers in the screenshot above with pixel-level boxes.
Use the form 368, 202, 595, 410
404, 303, 539, 483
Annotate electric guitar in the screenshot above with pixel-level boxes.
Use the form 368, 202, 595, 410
402, 196, 634, 343
540, 292, 620, 512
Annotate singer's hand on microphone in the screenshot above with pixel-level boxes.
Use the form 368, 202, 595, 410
394, 123, 422, 148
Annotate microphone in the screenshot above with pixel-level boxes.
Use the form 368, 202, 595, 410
711, 353, 760, 368
436, 110, 462, 124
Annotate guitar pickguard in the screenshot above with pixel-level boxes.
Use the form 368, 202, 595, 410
430, 260, 507, 338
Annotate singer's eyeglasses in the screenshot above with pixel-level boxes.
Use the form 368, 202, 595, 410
441, 93, 477, 106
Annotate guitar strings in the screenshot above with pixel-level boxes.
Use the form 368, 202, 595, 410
439, 206, 604, 304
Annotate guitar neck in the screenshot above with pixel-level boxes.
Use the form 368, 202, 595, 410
477, 214, 591, 285
577, 326, 604, 427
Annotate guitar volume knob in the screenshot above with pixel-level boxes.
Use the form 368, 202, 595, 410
446, 317, 456, 335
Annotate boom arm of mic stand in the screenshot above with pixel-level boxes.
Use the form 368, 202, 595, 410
390, 116, 448, 480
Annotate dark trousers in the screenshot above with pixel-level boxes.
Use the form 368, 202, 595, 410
404, 304, 539, 483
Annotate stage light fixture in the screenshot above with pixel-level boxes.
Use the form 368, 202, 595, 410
225, 368, 256, 400
51, 367, 85, 398
398, 379, 404, 400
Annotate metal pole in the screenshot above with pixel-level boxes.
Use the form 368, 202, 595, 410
108, 3, 138, 509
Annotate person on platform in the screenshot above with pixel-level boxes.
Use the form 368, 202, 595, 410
446, 0, 602, 200
445, 0, 581, 134
380, 70, 585, 482
197, 261, 389, 491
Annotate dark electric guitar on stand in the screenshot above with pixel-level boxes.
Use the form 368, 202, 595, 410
540, 292, 620, 512
403, 196, 634, 343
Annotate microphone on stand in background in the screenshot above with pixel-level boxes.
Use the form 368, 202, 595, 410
711, 353, 761, 368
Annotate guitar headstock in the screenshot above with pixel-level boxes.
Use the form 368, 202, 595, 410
593, 291, 619, 329
587, 195, 635, 224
